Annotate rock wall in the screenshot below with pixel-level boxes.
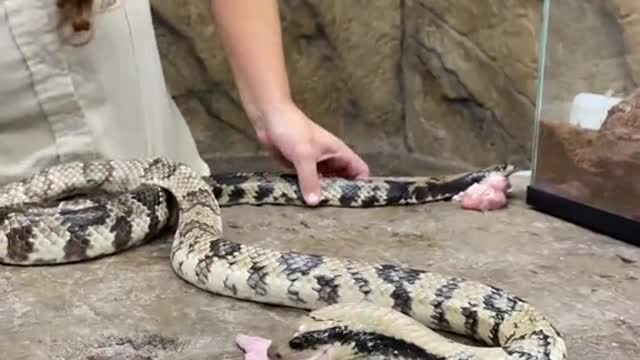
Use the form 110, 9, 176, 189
150, 0, 639, 170
606, 0, 640, 85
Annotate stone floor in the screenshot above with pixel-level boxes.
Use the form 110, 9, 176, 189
1, 156, 639, 359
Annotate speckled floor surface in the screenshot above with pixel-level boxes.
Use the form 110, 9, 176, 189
2, 158, 639, 360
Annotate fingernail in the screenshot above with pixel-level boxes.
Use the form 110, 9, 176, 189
307, 193, 320, 205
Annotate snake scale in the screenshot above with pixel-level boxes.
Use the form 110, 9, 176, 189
0, 157, 567, 359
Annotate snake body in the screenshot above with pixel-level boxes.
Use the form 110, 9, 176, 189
0, 158, 566, 359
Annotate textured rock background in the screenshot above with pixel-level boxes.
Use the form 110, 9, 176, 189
150, 0, 640, 170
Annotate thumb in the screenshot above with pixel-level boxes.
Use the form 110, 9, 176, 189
293, 157, 322, 206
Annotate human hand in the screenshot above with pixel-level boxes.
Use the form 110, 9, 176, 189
254, 103, 370, 206
210, 0, 368, 206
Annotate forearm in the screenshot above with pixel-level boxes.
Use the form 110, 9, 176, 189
209, 0, 293, 130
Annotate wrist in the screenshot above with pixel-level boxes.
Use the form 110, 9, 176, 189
246, 98, 300, 132
247, 99, 314, 148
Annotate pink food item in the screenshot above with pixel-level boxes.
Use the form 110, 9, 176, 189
455, 173, 511, 211
482, 172, 510, 193
236, 334, 272, 360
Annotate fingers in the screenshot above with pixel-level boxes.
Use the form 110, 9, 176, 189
344, 149, 370, 179
319, 148, 370, 180
293, 145, 369, 207
293, 154, 323, 206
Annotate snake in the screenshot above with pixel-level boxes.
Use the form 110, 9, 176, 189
0, 157, 566, 359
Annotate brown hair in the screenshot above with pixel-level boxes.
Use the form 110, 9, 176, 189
57, 0, 95, 46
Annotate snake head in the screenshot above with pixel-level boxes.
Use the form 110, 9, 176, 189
267, 341, 362, 360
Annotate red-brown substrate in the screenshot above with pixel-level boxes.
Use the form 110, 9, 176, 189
535, 90, 640, 221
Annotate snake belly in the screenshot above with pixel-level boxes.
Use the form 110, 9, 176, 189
0, 158, 566, 360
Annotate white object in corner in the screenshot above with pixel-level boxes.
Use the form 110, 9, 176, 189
512, 170, 531, 178
569, 92, 622, 130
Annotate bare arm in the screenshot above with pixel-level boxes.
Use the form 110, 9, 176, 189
209, 0, 291, 132
209, 0, 369, 205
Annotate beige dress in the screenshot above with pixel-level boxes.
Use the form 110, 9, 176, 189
0, 0, 210, 185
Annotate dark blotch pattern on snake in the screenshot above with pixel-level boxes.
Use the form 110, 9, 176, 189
0, 158, 566, 359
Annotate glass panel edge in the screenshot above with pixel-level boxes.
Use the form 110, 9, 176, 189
531, 0, 551, 181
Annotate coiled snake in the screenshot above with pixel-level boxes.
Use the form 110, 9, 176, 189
0, 158, 567, 359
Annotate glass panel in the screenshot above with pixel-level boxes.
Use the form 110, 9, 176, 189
531, 0, 640, 222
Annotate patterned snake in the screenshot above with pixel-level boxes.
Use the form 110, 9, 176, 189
0, 158, 567, 359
